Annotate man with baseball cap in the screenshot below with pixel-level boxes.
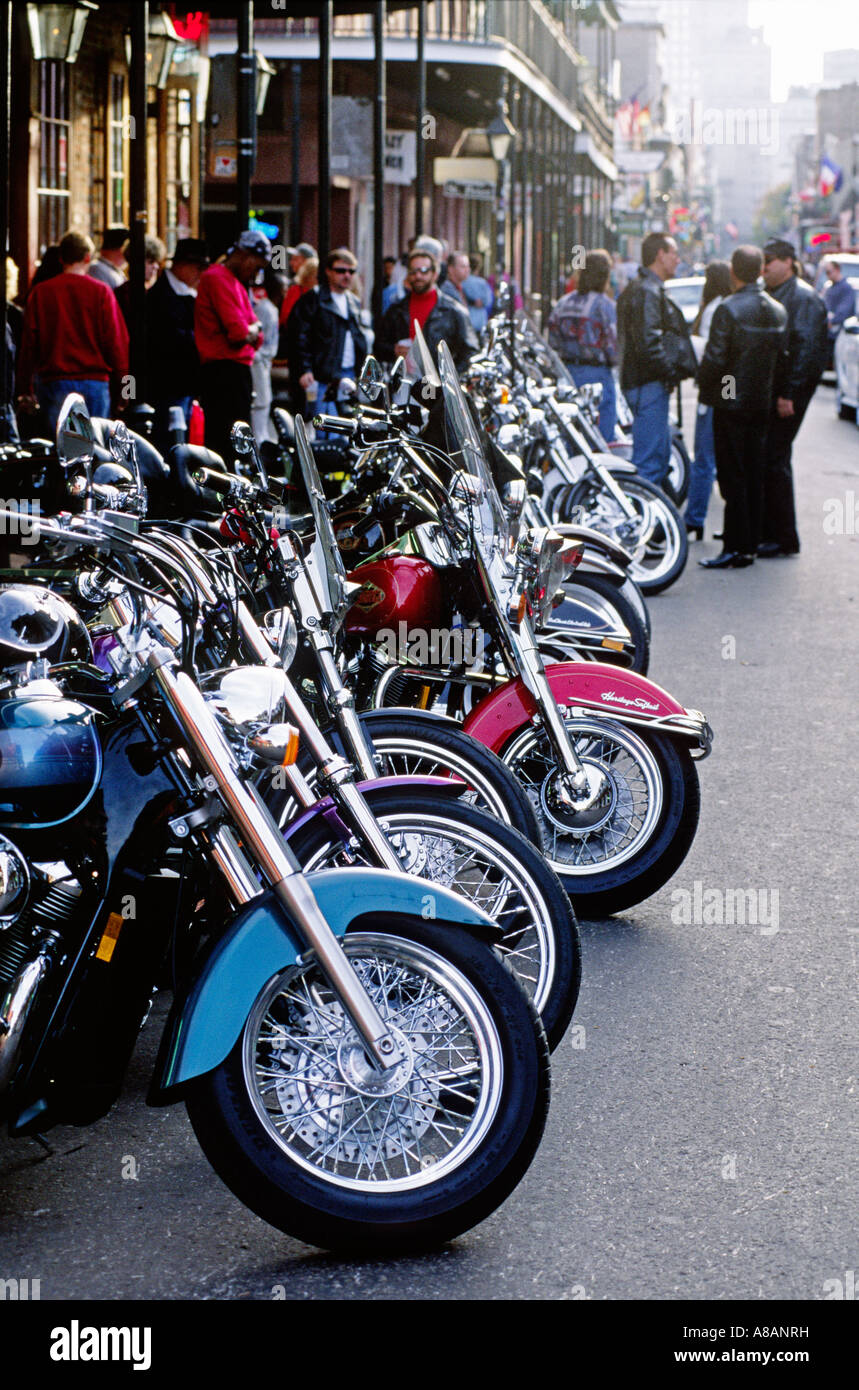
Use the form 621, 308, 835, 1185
146, 238, 210, 450
88, 227, 130, 290
194, 230, 271, 463
759, 237, 828, 556
286, 242, 317, 282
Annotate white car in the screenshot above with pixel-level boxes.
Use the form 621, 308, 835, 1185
834, 299, 859, 423
664, 276, 705, 326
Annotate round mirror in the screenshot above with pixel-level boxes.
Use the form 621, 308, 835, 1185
109, 419, 132, 464
358, 356, 384, 402
230, 422, 255, 456
56, 394, 96, 469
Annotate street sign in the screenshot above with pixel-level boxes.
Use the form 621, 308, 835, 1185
442, 180, 496, 201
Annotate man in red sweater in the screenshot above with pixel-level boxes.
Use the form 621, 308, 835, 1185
16, 230, 129, 439
194, 229, 271, 464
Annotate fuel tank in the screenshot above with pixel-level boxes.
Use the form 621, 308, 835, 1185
0, 692, 101, 828
345, 554, 443, 636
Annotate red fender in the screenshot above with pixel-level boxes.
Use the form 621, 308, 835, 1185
461, 661, 690, 756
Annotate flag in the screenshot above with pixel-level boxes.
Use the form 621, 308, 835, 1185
819, 155, 843, 196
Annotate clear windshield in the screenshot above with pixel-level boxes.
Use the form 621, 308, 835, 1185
435, 335, 510, 552
293, 414, 349, 628
514, 309, 574, 385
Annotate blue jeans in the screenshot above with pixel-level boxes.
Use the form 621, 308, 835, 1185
626, 380, 671, 485
34, 376, 111, 440
685, 403, 716, 527
569, 365, 617, 442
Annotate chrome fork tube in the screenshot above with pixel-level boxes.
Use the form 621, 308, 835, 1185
147, 652, 403, 1068
512, 623, 593, 787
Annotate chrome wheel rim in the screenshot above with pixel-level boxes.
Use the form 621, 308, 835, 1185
502, 717, 663, 876
242, 934, 503, 1191
299, 813, 557, 1017
365, 735, 513, 824
579, 489, 682, 587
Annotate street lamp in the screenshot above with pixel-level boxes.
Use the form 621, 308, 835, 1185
26, 1, 96, 63
487, 99, 517, 290
124, 10, 180, 91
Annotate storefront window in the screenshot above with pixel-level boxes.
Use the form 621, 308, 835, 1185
108, 71, 128, 228
36, 60, 70, 257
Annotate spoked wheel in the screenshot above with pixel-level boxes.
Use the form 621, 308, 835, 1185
186, 920, 550, 1253
260, 713, 542, 848
555, 477, 688, 594
500, 716, 701, 918
277, 787, 581, 1050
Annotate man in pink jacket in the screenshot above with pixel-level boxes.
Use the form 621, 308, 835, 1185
194, 229, 271, 464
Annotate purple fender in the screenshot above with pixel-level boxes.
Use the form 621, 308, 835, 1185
281, 774, 466, 842
461, 662, 712, 757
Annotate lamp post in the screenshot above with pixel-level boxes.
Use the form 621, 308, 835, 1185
25, 0, 95, 63
487, 98, 516, 294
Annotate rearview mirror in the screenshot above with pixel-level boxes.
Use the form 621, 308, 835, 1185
358, 356, 385, 402
56, 394, 95, 468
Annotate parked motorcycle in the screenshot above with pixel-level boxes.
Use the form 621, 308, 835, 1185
0, 399, 552, 1252
322, 334, 712, 916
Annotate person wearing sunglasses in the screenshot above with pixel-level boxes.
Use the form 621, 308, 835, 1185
294, 246, 368, 417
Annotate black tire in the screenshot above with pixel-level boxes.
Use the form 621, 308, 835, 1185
665, 434, 691, 506
185, 918, 550, 1253
313, 710, 543, 849
277, 786, 581, 1050
559, 475, 689, 595
500, 718, 701, 918
555, 573, 651, 675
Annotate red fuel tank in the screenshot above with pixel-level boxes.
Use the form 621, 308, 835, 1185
345, 554, 443, 636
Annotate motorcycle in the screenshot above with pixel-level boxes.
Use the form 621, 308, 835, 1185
323, 332, 712, 917
0, 399, 552, 1253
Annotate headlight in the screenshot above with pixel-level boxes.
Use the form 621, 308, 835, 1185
201, 666, 289, 732
521, 529, 584, 626
0, 835, 29, 923
261, 607, 298, 669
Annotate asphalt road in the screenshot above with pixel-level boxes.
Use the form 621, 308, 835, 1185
1, 387, 856, 1301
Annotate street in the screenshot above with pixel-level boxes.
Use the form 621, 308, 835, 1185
0, 386, 856, 1301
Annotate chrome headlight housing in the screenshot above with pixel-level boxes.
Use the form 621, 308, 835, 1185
0, 835, 30, 924
261, 607, 298, 670
201, 666, 289, 734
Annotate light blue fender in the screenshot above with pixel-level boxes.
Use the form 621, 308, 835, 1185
149, 866, 496, 1101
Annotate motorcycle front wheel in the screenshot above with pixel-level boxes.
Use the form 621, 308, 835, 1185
185, 920, 550, 1253
554, 476, 688, 594
278, 787, 581, 1050
500, 716, 701, 917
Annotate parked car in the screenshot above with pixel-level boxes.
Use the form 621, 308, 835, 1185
664, 276, 705, 326
834, 301, 859, 424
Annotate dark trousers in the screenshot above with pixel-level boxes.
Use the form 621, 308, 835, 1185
760, 389, 813, 552
712, 409, 769, 556
199, 360, 253, 467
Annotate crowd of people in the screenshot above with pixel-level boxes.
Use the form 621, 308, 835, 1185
547, 231, 835, 568
6, 221, 841, 566
6, 226, 497, 459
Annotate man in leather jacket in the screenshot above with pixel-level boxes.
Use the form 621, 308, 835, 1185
376, 249, 478, 371
758, 238, 829, 556
697, 245, 787, 569
293, 247, 368, 416
616, 233, 698, 486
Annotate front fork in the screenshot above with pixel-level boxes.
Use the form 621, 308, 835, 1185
147, 651, 406, 1070
511, 619, 610, 813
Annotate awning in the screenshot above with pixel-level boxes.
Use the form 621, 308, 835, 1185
574, 133, 617, 183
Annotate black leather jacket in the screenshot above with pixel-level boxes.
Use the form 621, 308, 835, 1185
376, 291, 478, 370
294, 283, 368, 385
769, 274, 829, 401
616, 267, 698, 391
697, 283, 787, 413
